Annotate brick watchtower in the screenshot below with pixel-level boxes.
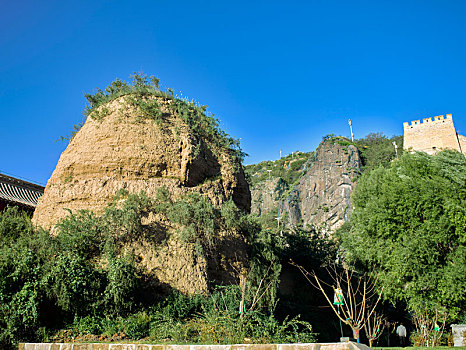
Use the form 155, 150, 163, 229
403, 114, 466, 155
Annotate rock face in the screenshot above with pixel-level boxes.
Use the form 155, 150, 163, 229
284, 141, 361, 231
33, 96, 251, 294
251, 177, 288, 217
250, 140, 361, 232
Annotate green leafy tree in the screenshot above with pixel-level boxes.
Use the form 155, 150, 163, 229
338, 150, 466, 329
43, 251, 101, 315
0, 208, 46, 347
355, 133, 403, 171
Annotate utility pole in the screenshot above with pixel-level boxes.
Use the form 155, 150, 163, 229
392, 141, 398, 158
348, 119, 354, 142
280, 149, 282, 158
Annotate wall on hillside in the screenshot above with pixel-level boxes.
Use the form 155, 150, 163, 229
403, 114, 465, 155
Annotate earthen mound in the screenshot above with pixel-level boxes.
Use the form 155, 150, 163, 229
33, 80, 251, 294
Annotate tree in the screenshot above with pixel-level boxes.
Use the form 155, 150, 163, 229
338, 150, 466, 331
364, 311, 385, 347
355, 133, 403, 171
292, 262, 383, 343
411, 306, 448, 347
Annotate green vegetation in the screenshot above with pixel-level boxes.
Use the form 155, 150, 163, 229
80, 73, 245, 162
354, 133, 403, 171
0, 189, 325, 349
245, 135, 464, 347
56, 286, 315, 344
322, 133, 403, 172
245, 151, 312, 188
8, 89, 466, 350
338, 150, 466, 345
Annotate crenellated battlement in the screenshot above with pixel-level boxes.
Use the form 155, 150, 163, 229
403, 114, 453, 129
403, 113, 465, 155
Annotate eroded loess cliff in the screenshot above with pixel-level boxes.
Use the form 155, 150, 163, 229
248, 140, 361, 233
33, 85, 251, 294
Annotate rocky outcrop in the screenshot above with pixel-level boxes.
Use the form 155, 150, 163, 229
285, 141, 361, 232
250, 140, 361, 232
251, 177, 288, 217
33, 96, 250, 294
34, 97, 250, 229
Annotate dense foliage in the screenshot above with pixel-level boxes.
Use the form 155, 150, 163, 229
354, 133, 403, 171
338, 151, 466, 321
0, 188, 323, 348
52, 286, 316, 345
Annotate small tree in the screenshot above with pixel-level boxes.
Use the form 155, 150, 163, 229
364, 310, 385, 347
292, 262, 383, 343
411, 304, 448, 347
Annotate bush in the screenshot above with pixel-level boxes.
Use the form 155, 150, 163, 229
81, 73, 245, 163
102, 256, 139, 315
0, 189, 320, 346
0, 206, 33, 244
124, 312, 151, 339
44, 251, 100, 314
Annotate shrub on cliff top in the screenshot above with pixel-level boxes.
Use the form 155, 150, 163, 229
81, 73, 245, 163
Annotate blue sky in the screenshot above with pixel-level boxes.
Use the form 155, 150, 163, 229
1, 0, 466, 185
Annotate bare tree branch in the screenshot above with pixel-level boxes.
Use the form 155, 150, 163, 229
291, 259, 384, 343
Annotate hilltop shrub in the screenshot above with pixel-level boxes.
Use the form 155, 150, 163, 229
354, 132, 403, 170
81, 73, 245, 163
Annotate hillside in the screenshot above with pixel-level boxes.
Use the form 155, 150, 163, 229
245, 134, 402, 233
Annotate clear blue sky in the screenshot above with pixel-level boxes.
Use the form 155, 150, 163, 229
1, 0, 466, 185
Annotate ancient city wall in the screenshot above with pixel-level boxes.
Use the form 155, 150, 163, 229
457, 134, 466, 154
403, 114, 462, 154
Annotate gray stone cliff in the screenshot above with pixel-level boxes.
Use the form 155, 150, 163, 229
250, 140, 362, 232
